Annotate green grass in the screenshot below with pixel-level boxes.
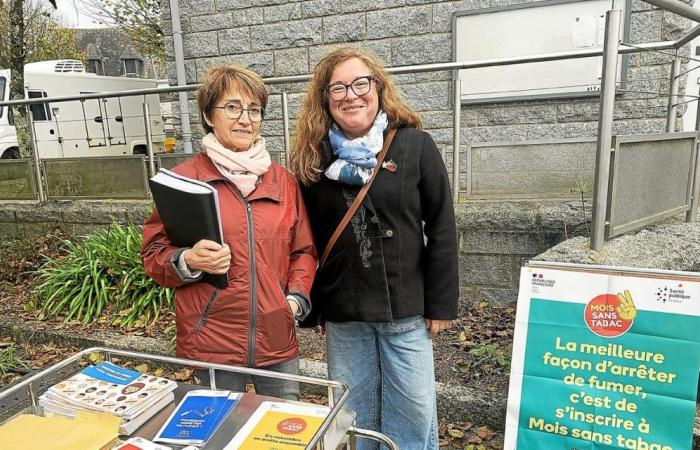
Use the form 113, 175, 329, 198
468, 343, 513, 369
0, 344, 26, 375
34, 224, 173, 327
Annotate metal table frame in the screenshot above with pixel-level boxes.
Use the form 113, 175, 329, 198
0, 347, 398, 450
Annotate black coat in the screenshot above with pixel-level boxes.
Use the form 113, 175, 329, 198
300, 127, 459, 325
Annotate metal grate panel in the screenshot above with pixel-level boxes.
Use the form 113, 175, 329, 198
43, 155, 149, 200
53, 60, 85, 73
607, 132, 697, 238
467, 138, 597, 199
155, 153, 196, 171
0, 159, 37, 200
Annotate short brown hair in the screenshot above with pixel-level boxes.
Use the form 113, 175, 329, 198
197, 65, 268, 134
289, 47, 421, 185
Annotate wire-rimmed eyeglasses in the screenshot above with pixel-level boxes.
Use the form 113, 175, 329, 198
326, 76, 377, 101
211, 101, 265, 122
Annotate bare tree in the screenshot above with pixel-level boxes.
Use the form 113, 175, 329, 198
0, 0, 85, 155
84, 0, 164, 62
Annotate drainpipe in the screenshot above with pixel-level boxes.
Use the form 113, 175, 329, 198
169, 0, 193, 154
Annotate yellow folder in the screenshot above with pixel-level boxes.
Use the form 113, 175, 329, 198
0, 411, 120, 450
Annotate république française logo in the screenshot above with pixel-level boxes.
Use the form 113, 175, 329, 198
583, 290, 637, 338
531, 272, 555, 288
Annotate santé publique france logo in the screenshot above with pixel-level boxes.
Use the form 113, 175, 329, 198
583, 290, 637, 338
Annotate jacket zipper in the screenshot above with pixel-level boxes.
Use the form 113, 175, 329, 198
244, 200, 257, 367
194, 288, 220, 334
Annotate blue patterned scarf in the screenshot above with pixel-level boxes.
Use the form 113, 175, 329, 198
325, 111, 388, 185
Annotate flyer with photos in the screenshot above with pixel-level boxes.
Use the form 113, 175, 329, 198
504, 262, 700, 450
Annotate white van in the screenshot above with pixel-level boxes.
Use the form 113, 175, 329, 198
0, 69, 18, 159
0, 60, 171, 159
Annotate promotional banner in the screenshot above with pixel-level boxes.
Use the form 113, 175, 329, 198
505, 262, 700, 450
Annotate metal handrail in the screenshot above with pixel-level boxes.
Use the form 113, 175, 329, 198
0, 41, 677, 108
347, 426, 400, 450
643, 0, 700, 24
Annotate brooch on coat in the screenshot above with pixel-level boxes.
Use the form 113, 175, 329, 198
381, 160, 397, 173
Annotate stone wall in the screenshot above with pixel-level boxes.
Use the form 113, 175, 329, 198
455, 200, 590, 307
162, 0, 695, 186
0, 199, 592, 306
0, 201, 151, 240
536, 215, 700, 271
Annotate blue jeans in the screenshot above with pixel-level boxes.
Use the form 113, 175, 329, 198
195, 357, 300, 401
326, 316, 438, 450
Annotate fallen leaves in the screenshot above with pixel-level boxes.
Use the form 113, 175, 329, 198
439, 420, 503, 449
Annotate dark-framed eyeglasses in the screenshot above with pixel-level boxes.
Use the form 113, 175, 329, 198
211, 101, 265, 122
326, 76, 377, 101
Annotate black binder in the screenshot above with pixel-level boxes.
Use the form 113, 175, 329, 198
148, 168, 228, 289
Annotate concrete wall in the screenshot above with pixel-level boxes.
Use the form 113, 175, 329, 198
0, 199, 592, 305
536, 216, 700, 271
0, 202, 151, 240
162, 0, 694, 187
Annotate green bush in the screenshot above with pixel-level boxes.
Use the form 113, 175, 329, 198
34, 224, 173, 327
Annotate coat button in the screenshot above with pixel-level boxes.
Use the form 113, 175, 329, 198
385, 229, 394, 238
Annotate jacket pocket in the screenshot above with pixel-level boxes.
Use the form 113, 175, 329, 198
256, 268, 296, 354
193, 288, 220, 334
278, 281, 298, 331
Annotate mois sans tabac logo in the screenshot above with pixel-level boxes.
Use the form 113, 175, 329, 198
584, 290, 637, 338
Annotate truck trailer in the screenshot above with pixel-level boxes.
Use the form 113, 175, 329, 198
0, 60, 170, 159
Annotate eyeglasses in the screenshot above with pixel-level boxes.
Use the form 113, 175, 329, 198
211, 101, 265, 122
326, 76, 376, 101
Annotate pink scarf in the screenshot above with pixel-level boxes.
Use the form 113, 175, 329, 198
202, 133, 271, 197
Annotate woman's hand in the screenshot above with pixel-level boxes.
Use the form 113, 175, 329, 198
183, 239, 231, 274
287, 298, 300, 317
425, 318, 451, 338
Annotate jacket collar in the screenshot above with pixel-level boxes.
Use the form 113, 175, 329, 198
196, 152, 282, 202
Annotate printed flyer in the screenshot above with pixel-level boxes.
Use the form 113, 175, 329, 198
154, 390, 240, 446
224, 401, 329, 450
504, 262, 700, 450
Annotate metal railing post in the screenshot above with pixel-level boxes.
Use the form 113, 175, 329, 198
142, 101, 156, 177
666, 57, 681, 132
24, 106, 45, 202
281, 90, 290, 166
452, 79, 461, 202
591, 9, 621, 251
687, 104, 700, 221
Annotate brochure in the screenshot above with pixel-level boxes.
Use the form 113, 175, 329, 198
41, 361, 177, 420
41, 391, 174, 435
154, 389, 241, 446
224, 401, 329, 450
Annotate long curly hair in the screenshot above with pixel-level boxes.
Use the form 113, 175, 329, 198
289, 47, 422, 185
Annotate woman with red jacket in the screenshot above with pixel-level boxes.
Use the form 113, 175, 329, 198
141, 65, 316, 400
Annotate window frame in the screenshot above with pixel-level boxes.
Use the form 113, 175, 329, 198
27, 90, 52, 122
123, 59, 140, 76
